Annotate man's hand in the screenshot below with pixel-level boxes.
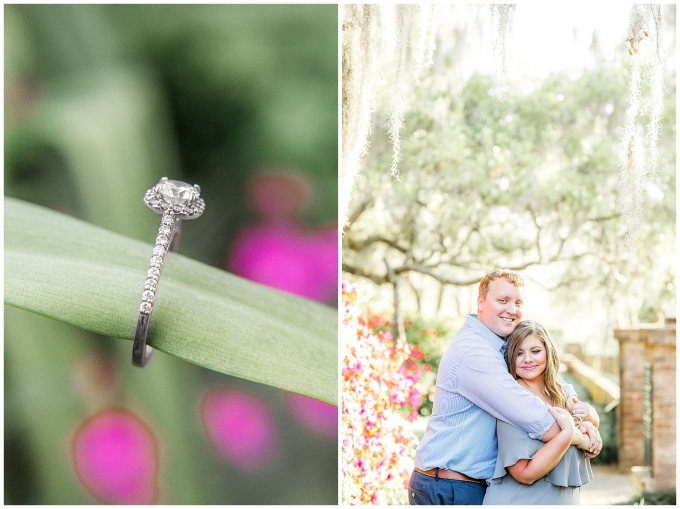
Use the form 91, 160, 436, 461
579, 421, 602, 458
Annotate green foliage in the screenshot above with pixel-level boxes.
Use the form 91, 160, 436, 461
560, 373, 618, 465
587, 407, 619, 466
403, 315, 459, 417
6, 4, 338, 264
345, 62, 675, 322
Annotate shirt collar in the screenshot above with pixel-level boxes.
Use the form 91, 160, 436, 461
466, 313, 506, 352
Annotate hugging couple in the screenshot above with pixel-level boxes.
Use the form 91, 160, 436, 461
409, 269, 601, 505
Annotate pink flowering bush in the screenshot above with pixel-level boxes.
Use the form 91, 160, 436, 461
342, 281, 422, 505
361, 308, 455, 419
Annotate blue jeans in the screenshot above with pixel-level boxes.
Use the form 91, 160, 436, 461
408, 470, 486, 505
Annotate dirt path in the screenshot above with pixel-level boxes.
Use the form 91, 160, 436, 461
581, 464, 635, 505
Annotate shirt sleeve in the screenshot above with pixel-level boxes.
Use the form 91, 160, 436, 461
457, 346, 556, 440
560, 378, 577, 397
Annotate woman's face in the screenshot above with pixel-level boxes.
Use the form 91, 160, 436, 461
515, 334, 547, 381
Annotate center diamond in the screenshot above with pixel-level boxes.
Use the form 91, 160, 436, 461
158, 180, 196, 205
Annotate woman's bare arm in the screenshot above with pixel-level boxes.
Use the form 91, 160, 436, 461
507, 407, 577, 485
541, 422, 592, 449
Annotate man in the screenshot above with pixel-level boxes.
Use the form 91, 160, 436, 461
409, 269, 602, 505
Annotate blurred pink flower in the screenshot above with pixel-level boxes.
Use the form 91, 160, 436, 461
371, 488, 387, 505
201, 388, 278, 471
229, 223, 337, 303
285, 393, 337, 438
228, 169, 338, 305
72, 409, 158, 504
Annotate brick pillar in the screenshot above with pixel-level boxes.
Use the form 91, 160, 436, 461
649, 325, 676, 490
617, 331, 646, 471
616, 320, 676, 490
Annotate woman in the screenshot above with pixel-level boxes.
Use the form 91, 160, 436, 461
483, 321, 594, 505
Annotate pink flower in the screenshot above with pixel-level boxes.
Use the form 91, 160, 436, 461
371, 488, 387, 505
342, 282, 421, 504
285, 393, 337, 438
227, 170, 337, 305
201, 388, 278, 471
72, 408, 158, 504
410, 345, 424, 360
229, 223, 337, 303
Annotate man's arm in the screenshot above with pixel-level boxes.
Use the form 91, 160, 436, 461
541, 421, 586, 446
458, 347, 602, 457
457, 347, 557, 439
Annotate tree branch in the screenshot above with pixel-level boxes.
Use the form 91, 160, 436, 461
345, 235, 410, 253
342, 262, 388, 285
346, 252, 594, 289
346, 196, 375, 226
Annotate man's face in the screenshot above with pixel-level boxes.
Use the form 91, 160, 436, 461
477, 277, 524, 337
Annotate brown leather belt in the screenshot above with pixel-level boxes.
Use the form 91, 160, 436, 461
415, 467, 486, 485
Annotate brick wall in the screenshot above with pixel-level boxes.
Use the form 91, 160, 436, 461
616, 320, 676, 490
650, 327, 676, 490
617, 336, 646, 469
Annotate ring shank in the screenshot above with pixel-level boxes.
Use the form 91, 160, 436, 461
132, 313, 152, 367
132, 216, 182, 367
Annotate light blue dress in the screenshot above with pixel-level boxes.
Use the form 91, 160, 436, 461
483, 420, 593, 505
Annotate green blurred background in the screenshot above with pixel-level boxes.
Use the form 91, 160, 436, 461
5, 4, 338, 504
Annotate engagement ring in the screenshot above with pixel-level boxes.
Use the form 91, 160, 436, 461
133, 177, 206, 367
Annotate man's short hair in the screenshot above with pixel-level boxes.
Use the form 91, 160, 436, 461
478, 269, 524, 298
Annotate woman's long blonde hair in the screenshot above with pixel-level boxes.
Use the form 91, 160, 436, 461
504, 320, 568, 409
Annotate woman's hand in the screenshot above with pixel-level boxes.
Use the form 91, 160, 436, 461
568, 396, 600, 427
547, 406, 576, 434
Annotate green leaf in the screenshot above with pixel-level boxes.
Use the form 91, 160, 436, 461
5, 197, 337, 405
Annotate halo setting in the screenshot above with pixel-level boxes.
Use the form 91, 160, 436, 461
144, 178, 205, 220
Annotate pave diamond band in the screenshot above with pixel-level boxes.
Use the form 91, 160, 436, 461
133, 177, 205, 367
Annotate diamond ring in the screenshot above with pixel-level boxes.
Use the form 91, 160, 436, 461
133, 177, 206, 367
